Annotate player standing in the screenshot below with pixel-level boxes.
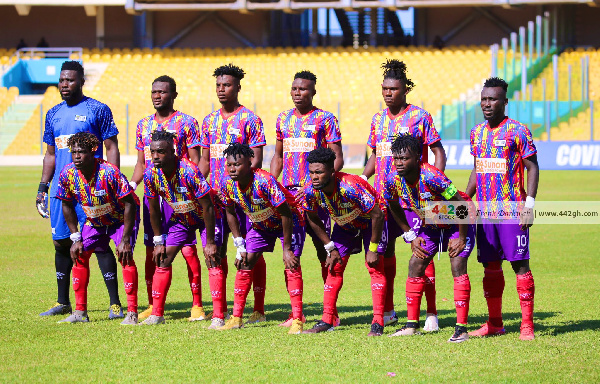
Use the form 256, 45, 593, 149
129, 75, 207, 322
199, 64, 267, 328
141, 131, 219, 325
384, 135, 474, 342
302, 148, 388, 336
56, 132, 139, 324
270, 70, 344, 327
36, 61, 124, 319
218, 143, 305, 334
362, 59, 446, 331
466, 77, 538, 340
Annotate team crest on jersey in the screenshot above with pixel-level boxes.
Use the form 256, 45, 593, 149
303, 124, 316, 131
94, 189, 106, 197
494, 139, 506, 147
74, 115, 87, 122
177, 187, 188, 193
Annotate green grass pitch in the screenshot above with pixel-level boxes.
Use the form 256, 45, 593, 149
0, 167, 599, 382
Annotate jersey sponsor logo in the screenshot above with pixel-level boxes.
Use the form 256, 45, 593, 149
399, 126, 410, 134
303, 124, 316, 131
177, 187, 188, 193
55, 134, 74, 150
331, 208, 361, 226
246, 207, 276, 223
376, 141, 392, 158
253, 198, 265, 204
420, 192, 432, 199
82, 203, 114, 218
210, 144, 229, 159
228, 127, 240, 136
339, 202, 353, 208
476, 158, 507, 174
94, 189, 106, 197
283, 138, 316, 153
168, 200, 196, 214
74, 115, 87, 122
494, 139, 506, 147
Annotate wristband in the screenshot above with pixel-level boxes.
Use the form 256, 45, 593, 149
324, 241, 336, 252
236, 252, 243, 261
233, 237, 245, 248
153, 235, 164, 245
368, 242, 379, 252
402, 230, 417, 242
38, 182, 49, 193
359, 175, 368, 181
524, 196, 535, 209
70, 232, 82, 243
129, 181, 137, 191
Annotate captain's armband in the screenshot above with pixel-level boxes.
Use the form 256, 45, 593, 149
441, 183, 457, 200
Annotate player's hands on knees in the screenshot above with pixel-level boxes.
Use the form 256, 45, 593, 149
325, 249, 342, 272
203, 242, 218, 263
519, 207, 534, 230
117, 240, 133, 266
365, 250, 379, 268
36, 192, 49, 218
448, 237, 466, 258
411, 237, 429, 259
293, 189, 306, 205
234, 251, 248, 270
70, 241, 83, 265
205, 251, 221, 269
283, 249, 299, 270
153, 245, 167, 266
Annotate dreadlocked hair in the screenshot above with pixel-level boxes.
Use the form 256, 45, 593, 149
294, 70, 317, 83
67, 132, 99, 152
306, 147, 336, 168
153, 75, 177, 93
223, 142, 254, 160
483, 77, 508, 92
213, 63, 245, 80
381, 59, 415, 92
391, 133, 422, 158
61, 60, 84, 78
151, 130, 175, 147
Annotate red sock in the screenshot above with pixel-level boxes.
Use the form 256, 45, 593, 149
424, 260, 437, 315
233, 269, 253, 318
453, 274, 471, 325
406, 276, 427, 323
208, 267, 225, 319
384, 255, 396, 313
151, 266, 172, 317
483, 261, 504, 327
120, 260, 138, 313
516, 271, 535, 327
144, 247, 155, 306
182, 245, 202, 307
285, 267, 304, 320
72, 251, 92, 311
221, 256, 229, 313
322, 258, 347, 325
252, 255, 266, 314
366, 258, 387, 326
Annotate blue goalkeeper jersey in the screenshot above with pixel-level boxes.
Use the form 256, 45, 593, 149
43, 96, 119, 197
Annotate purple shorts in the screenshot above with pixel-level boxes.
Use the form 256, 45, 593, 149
165, 218, 224, 248
476, 221, 530, 263
416, 224, 475, 259
82, 219, 140, 253
287, 186, 331, 238
387, 208, 422, 242
245, 222, 306, 257
143, 196, 197, 247
331, 221, 388, 258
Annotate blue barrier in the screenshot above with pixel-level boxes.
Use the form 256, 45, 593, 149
2, 58, 72, 93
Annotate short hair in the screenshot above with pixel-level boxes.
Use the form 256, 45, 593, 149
306, 147, 336, 168
381, 59, 415, 92
294, 70, 317, 83
483, 77, 508, 93
151, 130, 175, 147
61, 60, 84, 78
153, 75, 176, 93
67, 132, 99, 151
223, 142, 254, 160
213, 64, 245, 81
391, 134, 422, 158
